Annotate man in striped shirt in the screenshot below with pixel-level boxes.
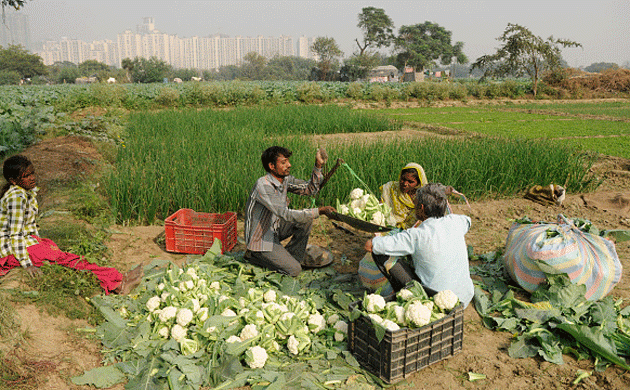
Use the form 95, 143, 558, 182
244, 146, 335, 276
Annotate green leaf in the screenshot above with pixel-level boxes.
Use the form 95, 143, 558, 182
601, 229, 630, 242
508, 334, 540, 359
515, 308, 562, 324
473, 286, 490, 315
342, 351, 361, 368
279, 277, 301, 296
124, 356, 162, 390
71, 365, 126, 388
557, 322, 630, 371
494, 316, 519, 332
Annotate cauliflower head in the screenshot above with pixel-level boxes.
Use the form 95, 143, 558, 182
170, 324, 187, 342
245, 346, 268, 369
176, 308, 194, 327
349, 188, 364, 200
239, 324, 259, 341
405, 302, 431, 327
364, 294, 386, 313
434, 290, 459, 311
146, 296, 161, 312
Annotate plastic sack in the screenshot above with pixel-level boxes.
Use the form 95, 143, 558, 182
503, 214, 622, 301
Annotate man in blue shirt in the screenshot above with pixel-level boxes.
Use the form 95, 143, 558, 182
365, 183, 474, 307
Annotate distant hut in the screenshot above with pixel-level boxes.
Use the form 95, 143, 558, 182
402, 66, 425, 82
368, 65, 399, 82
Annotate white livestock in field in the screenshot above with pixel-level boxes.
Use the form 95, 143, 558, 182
107, 77, 116, 84
191, 76, 202, 82
173, 78, 183, 84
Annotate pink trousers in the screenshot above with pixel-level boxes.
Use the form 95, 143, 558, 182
0, 237, 123, 294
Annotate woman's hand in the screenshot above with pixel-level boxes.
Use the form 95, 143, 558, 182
364, 239, 373, 253
25, 264, 42, 278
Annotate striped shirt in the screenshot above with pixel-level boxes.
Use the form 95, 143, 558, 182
244, 168, 323, 252
0, 185, 39, 267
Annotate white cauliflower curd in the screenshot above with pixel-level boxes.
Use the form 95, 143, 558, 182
245, 346, 268, 369
364, 294, 386, 313
434, 290, 459, 311
405, 302, 431, 327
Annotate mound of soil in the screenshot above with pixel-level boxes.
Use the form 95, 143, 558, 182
2, 134, 630, 390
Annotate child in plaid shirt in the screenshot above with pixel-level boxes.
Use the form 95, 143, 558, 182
0, 155, 142, 294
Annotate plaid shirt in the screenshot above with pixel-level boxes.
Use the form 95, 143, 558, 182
244, 167, 323, 252
0, 185, 39, 267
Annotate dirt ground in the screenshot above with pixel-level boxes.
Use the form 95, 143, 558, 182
2, 131, 630, 389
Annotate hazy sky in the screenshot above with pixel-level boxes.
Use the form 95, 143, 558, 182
16, 0, 630, 67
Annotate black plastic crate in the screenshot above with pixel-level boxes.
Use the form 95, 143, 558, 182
347, 302, 464, 383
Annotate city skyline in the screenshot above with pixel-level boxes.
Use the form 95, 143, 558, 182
34, 18, 314, 69
4, 0, 630, 68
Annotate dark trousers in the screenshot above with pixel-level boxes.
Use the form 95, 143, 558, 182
247, 218, 312, 277
372, 253, 437, 296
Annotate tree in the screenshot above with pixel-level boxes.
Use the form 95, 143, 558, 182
471, 23, 582, 97
241, 52, 267, 80
310, 37, 343, 81
340, 52, 384, 82
356, 7, 395, 56
0, 44, 46, 79
585, 62, 619, 73
78, 60, 110, 77
57, 66, 79, 84
267, 56, 315, 80
121, 58, 134, 82
394, 22, 467, 72
129, 56, 171, 83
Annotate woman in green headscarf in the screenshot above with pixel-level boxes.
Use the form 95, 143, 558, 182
380, 162, 428, 229
358, 162, 428, 296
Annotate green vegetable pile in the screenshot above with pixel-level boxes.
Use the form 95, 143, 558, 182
335, 188, 392, 227
71, 241, 382, 390
473, 262, 630, 372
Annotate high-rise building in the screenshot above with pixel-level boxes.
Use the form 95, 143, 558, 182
297, 36, 316, 60
0, 12, 31, 50
36, 18, 309, 70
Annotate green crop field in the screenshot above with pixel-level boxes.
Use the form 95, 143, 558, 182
105, 104, 598, 223
373, 101, 630, 158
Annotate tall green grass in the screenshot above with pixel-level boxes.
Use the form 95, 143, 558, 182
106, 105, 597, 223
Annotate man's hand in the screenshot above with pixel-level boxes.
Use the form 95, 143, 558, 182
25, 264, 42, 278
315, 148, 328, 168
318, 206, 335, 216
364, 239, 373, 253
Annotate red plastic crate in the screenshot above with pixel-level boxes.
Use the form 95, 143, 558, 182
348, 302, 464, 384
164, 209, 237, 254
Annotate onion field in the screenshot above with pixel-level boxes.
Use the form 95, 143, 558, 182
105, 104, 598, 224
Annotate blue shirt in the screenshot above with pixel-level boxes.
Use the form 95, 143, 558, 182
372, 214, 474, 307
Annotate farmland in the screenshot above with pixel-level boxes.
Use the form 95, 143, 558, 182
1, 82, 630, 390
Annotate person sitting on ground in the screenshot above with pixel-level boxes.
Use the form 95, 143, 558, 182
0, 155, 142, 295
244, 146, 336, 277
364, 182, 474, 307
380, 162, 428, 229
358, 162, 428, 296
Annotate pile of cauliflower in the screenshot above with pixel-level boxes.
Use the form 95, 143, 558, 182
126, 264, 348, 370
336, 188, 392, 227
359, 283, 460, 332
